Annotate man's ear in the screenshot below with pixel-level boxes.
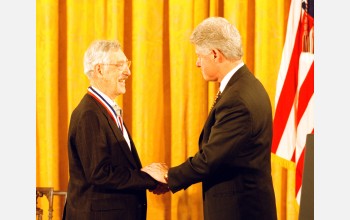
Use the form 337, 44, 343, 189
212, 49, 221, 62
94, 64, 103, 75
212, 49, 222, 62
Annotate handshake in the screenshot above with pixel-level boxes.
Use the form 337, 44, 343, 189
141, 162, 170, 195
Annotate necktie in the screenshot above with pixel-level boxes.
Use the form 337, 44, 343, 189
113, 103, 132, 151
113, 104, 123, 133
210, 90, 221, 111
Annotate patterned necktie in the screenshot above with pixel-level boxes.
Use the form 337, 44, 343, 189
113, 104, 123, 133
113, 104, 132, 151
210, 90, 221, 111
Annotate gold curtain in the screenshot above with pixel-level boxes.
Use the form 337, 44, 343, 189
37, 0, 298, 219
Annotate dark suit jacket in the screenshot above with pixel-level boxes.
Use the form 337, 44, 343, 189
168, 65, 277, 220
63, 93, 158, 220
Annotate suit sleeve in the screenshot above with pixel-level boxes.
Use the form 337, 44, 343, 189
168, 97, 251, 193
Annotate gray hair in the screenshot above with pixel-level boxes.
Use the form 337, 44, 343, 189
83, 40, 122, 77
190, 17, 243, 60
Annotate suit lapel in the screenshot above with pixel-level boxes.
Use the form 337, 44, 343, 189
87, 94, 139, 168
124, 126, 143, 168
199, 65, 248, 148
107, 117, 139, 168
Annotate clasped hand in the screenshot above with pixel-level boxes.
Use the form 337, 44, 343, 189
141, 162, 169, 194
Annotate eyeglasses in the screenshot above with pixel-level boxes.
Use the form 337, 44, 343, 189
101, 60, 131, 70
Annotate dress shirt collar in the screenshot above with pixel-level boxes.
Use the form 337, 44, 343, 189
219, 62, 244, 92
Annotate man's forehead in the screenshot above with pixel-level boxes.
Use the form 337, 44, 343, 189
110, 50, 127, 60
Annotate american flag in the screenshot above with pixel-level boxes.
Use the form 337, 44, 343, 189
271, 0, 314, 204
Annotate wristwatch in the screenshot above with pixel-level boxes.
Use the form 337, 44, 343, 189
164, 172, 168, 183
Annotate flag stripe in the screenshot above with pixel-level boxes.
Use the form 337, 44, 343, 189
272, 0, 303, 154
271, 23, 302, 154
296, 95, 314, 159
296, 59, 314, 124
272, 0, 314, 205
274, 0, 302, 102
294, 10, 315, 203
275, 107, 296, 160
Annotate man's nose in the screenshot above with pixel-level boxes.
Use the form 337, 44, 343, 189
196, 58, 201, 67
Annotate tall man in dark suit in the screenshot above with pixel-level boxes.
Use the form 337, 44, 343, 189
142, 17, 277, 220
63, 40, 168, 220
